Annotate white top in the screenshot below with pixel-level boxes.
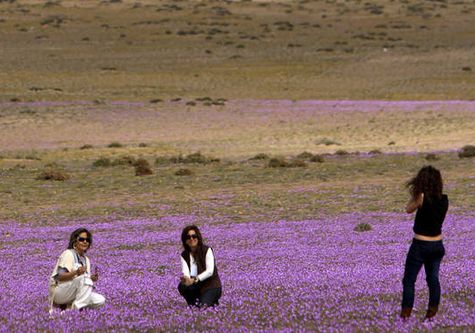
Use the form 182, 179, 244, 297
49, 249, 91, 284
181, 248, 215, 282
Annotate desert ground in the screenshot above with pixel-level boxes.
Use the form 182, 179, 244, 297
0, 0, 474, 332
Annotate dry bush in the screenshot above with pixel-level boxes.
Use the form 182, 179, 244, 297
175, 168, 193, 176
354, 223, 372, 232
155, 156, 169, 165
80, 144, 94, 150
310, 155, 325, 163
369, 149, 382, 155
316, 138, 340, 146
249, 153, 270, 160
107, 142, 124, 148
138, 143, 148, 147
134, 158, 153, 176
268, 157, 288, 168
93, 157, 112, 167
36, 166, 70, 181
170, 152, 219, 164
296, 151, 314, 160
335, 150, 349, 156
112, 156, 136, 166
458, 145, 475, 158
425, 153, 439, 161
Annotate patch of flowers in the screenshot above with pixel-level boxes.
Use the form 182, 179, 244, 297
0, 212, 474, 332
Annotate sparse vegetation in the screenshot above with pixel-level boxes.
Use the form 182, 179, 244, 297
108, 142, 124, 148
425, 153, 439, 161
36, 166, 70, 181
175, 168, 193, 176
458, 145, 475, 158
335, 150, 349, 156
310, 155, 325, 163
316, 138, 340, 146
268, 157, 289, 168
134, 158, 153, 176
369, 149, 382, 155
296, 152, 314, 160
93, 157, 112, 167
170, 152, 219, 164
112, 156, 136, 166
354, 223, 372, 232
249, 153, 270, 161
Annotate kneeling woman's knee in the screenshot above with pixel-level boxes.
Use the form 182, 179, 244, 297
94, 293, 106, 307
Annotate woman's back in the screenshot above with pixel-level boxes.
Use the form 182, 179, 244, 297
413, 194, 449, 237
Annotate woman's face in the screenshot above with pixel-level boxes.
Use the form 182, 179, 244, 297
75, 231, 90, 253
186, 229, 199, 248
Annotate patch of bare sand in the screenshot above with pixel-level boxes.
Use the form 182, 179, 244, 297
1, 100, 474, 157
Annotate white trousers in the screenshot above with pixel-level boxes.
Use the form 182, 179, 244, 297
51, 275, 105, 310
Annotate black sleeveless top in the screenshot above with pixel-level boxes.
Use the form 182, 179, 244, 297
413, 194, 448, 236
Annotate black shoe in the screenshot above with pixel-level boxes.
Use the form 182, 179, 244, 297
400, 307, 412, 319
424, 306, 438, 320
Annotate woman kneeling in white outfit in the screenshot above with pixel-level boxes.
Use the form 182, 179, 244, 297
49, 228, 105, 311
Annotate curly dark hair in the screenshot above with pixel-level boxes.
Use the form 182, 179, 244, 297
67, 228, 93, 251
181, 225, 206, 268
406, 165, 443, 202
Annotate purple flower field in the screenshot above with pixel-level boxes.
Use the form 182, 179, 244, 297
1, 213, 474, 332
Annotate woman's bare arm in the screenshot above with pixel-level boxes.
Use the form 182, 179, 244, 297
406, 192, 424, 214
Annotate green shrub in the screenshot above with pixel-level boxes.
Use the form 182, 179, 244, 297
354, 223, 372, 232
93, 157, 112, 167
458, 145, 475, 158
134, 158, 153, 176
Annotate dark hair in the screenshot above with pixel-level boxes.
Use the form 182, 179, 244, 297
406, 165, 443, 202
181, 225, 206, 268
68, 228, 93, 251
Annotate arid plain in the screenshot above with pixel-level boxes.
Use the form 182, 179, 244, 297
1, 0, 475, 332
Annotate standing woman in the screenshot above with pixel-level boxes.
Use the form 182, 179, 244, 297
401, 166, 448, 320
178, 225, 222, 307
48, 228, 106, 312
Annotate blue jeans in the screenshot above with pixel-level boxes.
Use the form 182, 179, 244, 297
402, 239, 445, 309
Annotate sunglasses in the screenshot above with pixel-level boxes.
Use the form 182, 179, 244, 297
77, 237, 91, 243
186, 234, 198, 240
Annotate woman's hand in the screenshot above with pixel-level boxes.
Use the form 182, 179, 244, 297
91, 273, 99, 282
406, 193, 424, 213
76, 266, 86, 276
181, 276, 195, 286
